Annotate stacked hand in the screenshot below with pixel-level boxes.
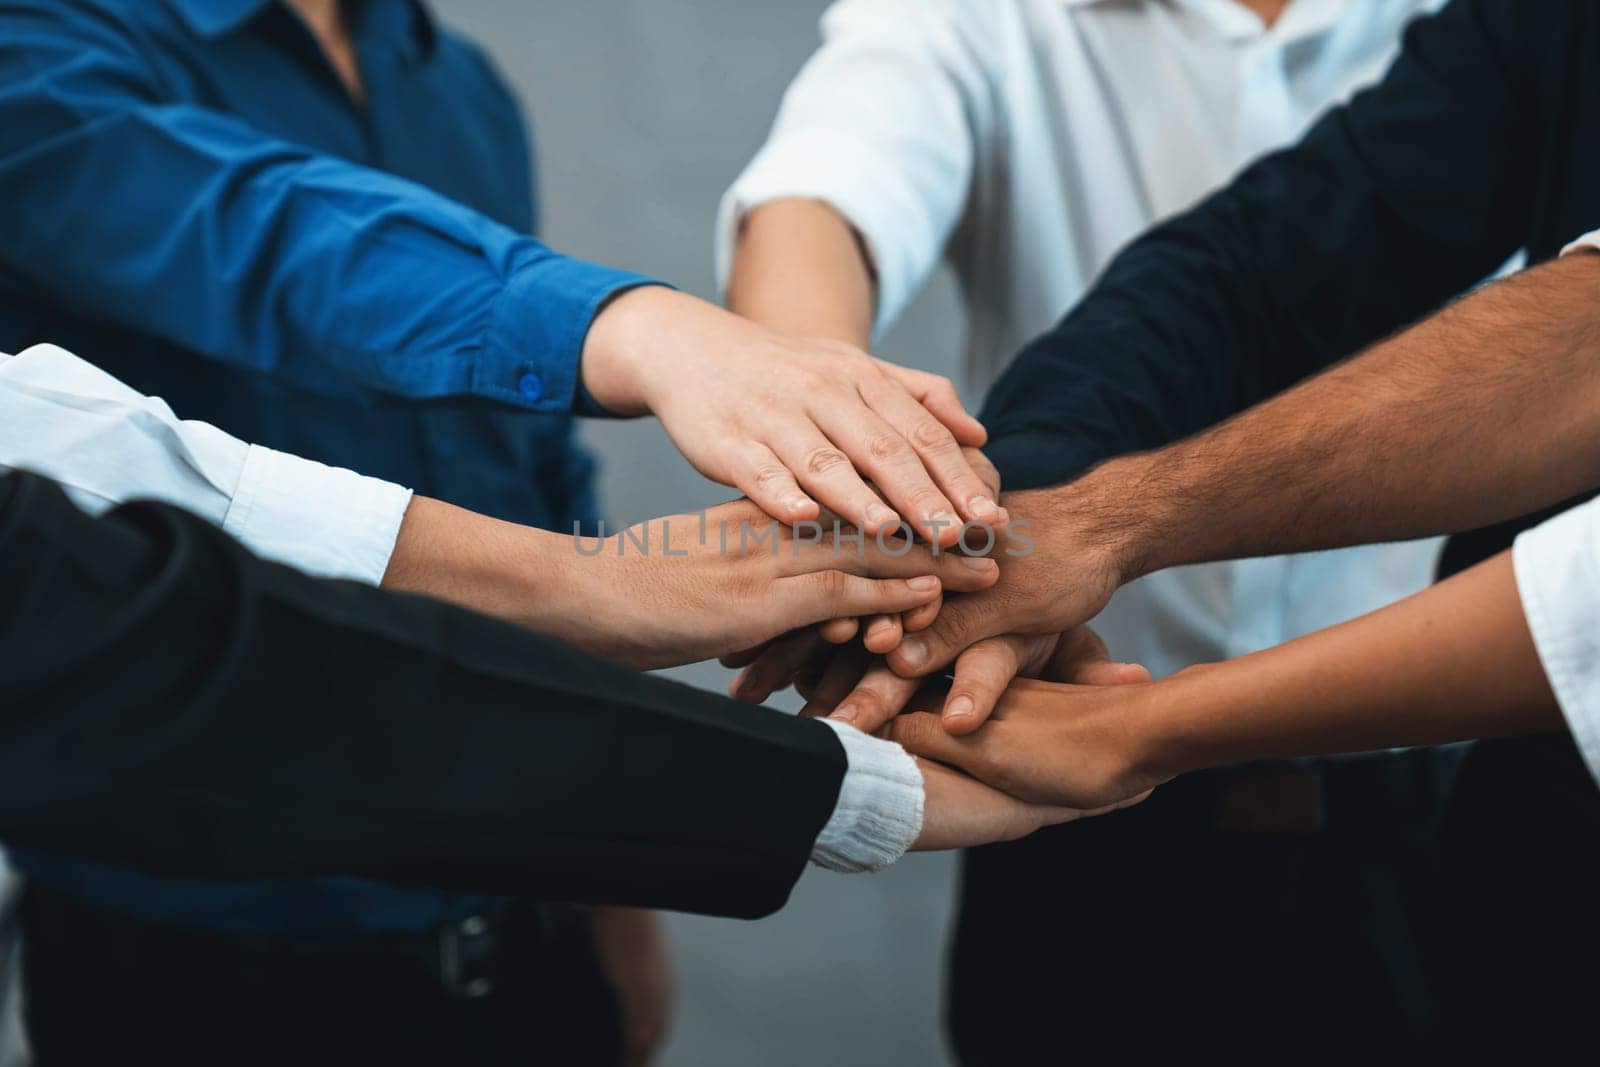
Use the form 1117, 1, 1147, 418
718, 484, 1160, 826
582, 287, 1001, 546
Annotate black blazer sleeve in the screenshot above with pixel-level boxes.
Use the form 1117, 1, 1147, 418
0, 471, 846, 920
980, 0, 1549, 490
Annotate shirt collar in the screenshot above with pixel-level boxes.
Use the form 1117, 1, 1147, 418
166, 0, 276, 39
1063, 0, 1345, 45
166, 0, 439, 60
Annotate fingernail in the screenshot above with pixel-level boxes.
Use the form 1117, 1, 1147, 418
968, 495, 998, 519
931, 509, 958, 528
830, 704, 858, 724
945, 696, 974, 722
959, 556, 997, 574
866, 503, 896, 527
908, 575, 939, 592
898, 639, 927, 667
787, 496, 812, 515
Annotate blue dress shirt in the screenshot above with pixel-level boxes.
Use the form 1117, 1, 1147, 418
0, 0, 653, 937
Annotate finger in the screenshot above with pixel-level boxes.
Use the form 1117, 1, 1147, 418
963, 447, 1001, 498
1075, 661, 1153, 686
782, 573, 944, 632
862, 612, 903, 654
729, 629, 821, 704
809, 403, 962, 546
1049, 626, 1150, 686
888, 710, 982, 770
861, 379, 1001, 527
787, 530, 999, 592
902, 594, 942, 633
878, 362, 987, 447
730, 441, 819, 525
887, 593, 1010, 678
767, 426, 900, 536
942, 636, 1030, 735
799, 645, 873, 718
718, 640, 771, 670
818, 616, 859, 644
828, 660, 921, 733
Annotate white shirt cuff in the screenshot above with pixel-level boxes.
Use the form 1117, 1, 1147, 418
1513, 501, 1600, 787
1560, 228, 1600, 258
810, 718, 925, 873
224, 444, 413, 586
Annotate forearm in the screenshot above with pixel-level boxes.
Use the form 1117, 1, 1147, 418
1072, 253, 1600, 581
1137, 551, 1562, 778
381, 493, 588, 638
0, 472, 846, 918
725, 198, 876, 347
980, 0, 1535, 491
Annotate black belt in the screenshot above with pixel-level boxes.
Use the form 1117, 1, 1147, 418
22, 887, 581, 1001
1208, 745, 1468, 835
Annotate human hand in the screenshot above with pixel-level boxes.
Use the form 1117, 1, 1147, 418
591, 907, 673, 1067
726, 624, 1144, 736
567, 498, 999, 670
889, 676, 1171, 810
823, 447, 1007, 651
885, 483, 1139, 680
580, 287, 999, 545
910, 755, 1144, 852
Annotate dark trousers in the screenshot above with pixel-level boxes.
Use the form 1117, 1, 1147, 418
948, 756, 1458, 1066
21, 889, 622, 1067
1445, 734, 1600, 1063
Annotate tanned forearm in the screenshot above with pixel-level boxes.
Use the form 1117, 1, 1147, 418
1138, 551, 1562, 778
727, 198, 876, 346
381, 494, 586, 636
1070, 252, 1600, 581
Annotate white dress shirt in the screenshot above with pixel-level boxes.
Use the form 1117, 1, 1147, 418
0, 343, 413, 585
0, 342, 922, 873
717, 0, 1447, 676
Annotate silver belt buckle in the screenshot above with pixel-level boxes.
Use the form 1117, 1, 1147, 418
438, 914, 495, 998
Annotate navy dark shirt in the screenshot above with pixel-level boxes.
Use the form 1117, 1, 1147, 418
980, 0, 1600, 545
0, 0, 652, 935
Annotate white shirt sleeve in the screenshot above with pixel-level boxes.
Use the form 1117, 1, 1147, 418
1561, 228, 1600, 257
1513, 497, 1600, 787
809, 718, 925, 873
0, 343, 412, 585
714, 0, 990, 338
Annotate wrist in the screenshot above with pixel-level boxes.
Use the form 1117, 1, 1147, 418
1054, 453, 1180, 584
1128, 662, 1239, 781
382, 496, 581, 636
580, 286, 701, 417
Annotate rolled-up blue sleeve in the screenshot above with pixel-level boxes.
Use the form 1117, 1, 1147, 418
0, 3, 656, 414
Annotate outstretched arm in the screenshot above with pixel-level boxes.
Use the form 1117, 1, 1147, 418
0, 472, 1085, 916
894, 246, 1600, 680
978, 0, 1543, 491
891, 537, 1568, 809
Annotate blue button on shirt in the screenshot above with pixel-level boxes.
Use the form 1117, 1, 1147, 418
0, 0, 653, 937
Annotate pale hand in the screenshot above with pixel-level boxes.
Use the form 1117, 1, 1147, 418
581, 287, 998, 546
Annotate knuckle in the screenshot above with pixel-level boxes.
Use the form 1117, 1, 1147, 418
814, 569, 850, 600
805, 446, 851, 477
893, 713, 935, 749
909, 418, 958, 453
751, 463, 792, 491
867, 430, 910, 462
908, 486, 949, 514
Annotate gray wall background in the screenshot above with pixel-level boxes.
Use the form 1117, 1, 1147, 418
438, 2, 969, 1064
